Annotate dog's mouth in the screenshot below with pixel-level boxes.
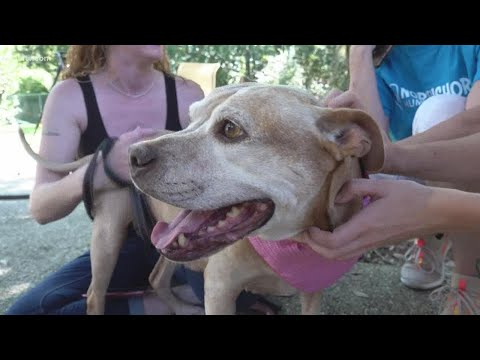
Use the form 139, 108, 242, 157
151, 199, 275, 262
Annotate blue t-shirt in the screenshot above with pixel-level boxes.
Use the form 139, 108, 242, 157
375, 45, 480, 141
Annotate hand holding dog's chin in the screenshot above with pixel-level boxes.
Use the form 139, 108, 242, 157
294, 179, 440, 260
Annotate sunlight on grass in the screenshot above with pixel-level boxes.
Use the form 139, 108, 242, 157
0, 267, 11, 277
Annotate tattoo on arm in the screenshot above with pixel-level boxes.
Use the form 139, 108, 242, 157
43, 131, 60, 136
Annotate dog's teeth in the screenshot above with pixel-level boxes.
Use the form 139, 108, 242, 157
207, 226, 216, 233
198, 229, 206, 236
178, 234, 188, 248
227, 206, 241, 218
217, 220, 227, 228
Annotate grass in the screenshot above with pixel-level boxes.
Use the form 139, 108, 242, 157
20, 123, 41, 135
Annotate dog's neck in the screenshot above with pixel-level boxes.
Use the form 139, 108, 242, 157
306, 157, 363, 232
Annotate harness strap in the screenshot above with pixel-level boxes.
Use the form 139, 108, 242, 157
82, 138, 110, 220
101, 137, 131, 188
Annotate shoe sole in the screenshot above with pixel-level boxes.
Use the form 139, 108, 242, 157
400, 276, 445, 290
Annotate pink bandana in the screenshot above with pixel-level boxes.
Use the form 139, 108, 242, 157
248, 236, 357, 293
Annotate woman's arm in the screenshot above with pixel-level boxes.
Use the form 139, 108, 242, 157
295, 179, 480, 260
398, 82, 480, 146
384, 132, 480, 183
348, 45, 389, 131
381, 84, 480, 181
29, 80, 133, 224
29, 81, 91, 224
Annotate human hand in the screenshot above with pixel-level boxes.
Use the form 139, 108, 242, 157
322, 88, 394, 173
294, 179, 440, 260
322, 88, 365, 110
96, 127, 159, 189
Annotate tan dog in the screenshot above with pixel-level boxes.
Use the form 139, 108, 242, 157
129, 83, 385, 315
18, 127, 203, 315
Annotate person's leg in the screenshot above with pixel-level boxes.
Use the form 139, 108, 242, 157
5, 226, 161, 315
399, 94, 465, 290
174, 265, 280, 314
405, 94, 480, 313
5, 250, 92, 315
435, 233, 480, 314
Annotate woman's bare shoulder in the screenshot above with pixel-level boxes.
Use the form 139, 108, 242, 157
174, 76, 205, 104
43, 78, 87, 130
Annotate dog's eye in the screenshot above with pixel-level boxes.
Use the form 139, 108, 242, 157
222, 120, 244, 139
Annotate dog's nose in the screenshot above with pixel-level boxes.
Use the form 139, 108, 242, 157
129, 144, 157, 170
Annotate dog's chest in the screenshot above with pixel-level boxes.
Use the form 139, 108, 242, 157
248, 236, 357, 293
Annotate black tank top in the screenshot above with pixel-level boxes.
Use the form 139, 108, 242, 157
77, 73, 182, 156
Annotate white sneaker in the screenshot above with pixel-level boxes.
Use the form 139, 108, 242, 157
400, 234, 451, 290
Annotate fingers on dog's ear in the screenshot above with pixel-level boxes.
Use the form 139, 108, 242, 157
328, 92, 357, 109
321, 88, 344, 106
315, 107, 385, 172
336, 179, 384, 204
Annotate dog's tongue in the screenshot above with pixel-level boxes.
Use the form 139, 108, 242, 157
151, 209, 215, 249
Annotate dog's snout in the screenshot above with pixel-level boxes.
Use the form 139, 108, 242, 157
129, 144, 157, 170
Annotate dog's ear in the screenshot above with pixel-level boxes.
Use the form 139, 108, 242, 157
314, 107, 385, 173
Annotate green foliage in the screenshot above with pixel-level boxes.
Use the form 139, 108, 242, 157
167, 45, 285, 86
17, 76, 48, 94
14, 45, 68, 74
1, 46, 65, 125
11, 45, 349, 94
11, 45, 349, 96
294, 45, 349, 93
15, 93, 48, 124
14, 77, 48, 124
2, 45, 349, 125
167, 45, 348, 96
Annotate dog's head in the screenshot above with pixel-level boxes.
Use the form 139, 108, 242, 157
130, 83, 384, 261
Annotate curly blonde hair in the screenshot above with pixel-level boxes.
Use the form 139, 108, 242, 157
61, 45, 171, 79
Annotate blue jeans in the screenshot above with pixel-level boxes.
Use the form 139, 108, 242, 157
5, 226, 259, 315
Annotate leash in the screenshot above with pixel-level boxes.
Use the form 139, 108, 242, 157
82, 138, 110, 220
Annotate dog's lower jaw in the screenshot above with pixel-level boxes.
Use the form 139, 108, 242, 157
153, 199, 275, 262
243, 199, 310, 240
